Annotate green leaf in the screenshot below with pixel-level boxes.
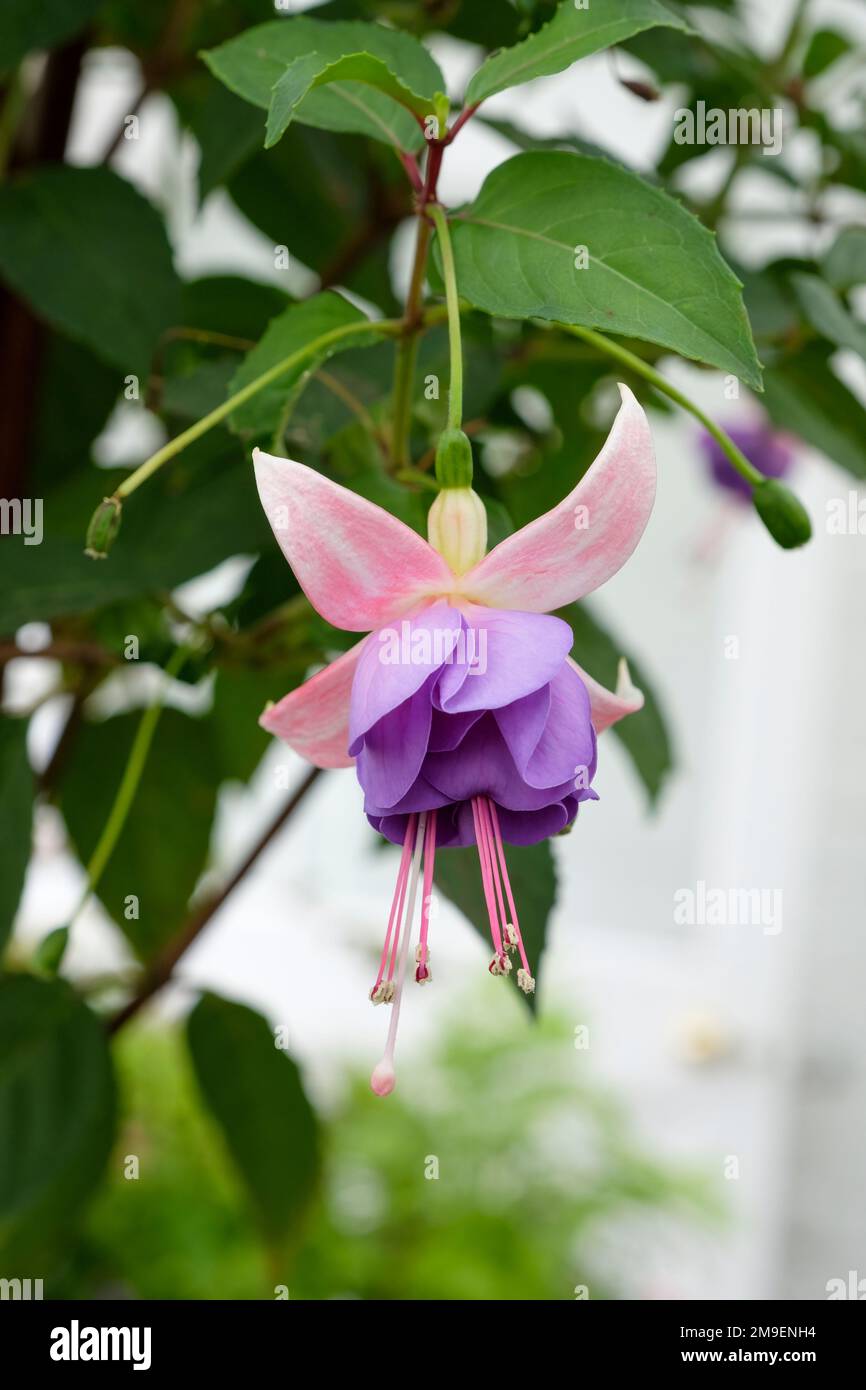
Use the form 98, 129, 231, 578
228, 290, 378, 435
31, 335, 119, 492
60, 710, 218, 960
186, 992, 320, 1246
803, 28, 850, 79
791, 272, 866, 362
0, 719, 33, 954
0, 167, 181, 377
761, 344, 866, 481
466, 0, 689, 107
0, 975, 115, 1264
435, 838, 557, 1012
560, 601, 673, 805
228, 124, 408, 313
203, 17, 443, 153
821, 227, 866, 292
449, 151, 762, 388
0, 0, 101, 69
177, 77, 265, 199
266, 50, 436, 150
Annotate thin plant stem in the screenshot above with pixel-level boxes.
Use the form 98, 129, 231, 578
428, 203, 463, 431
391, 215, 432, 466
563, 324, 764, 488
71, 644, 192, 923
113, 317, 401, 503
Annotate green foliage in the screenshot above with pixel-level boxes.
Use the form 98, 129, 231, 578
58, 1011, 715, 1300
449, 152, 763, 387
0, 0, 101, 70
228, 291, 378, 435
266, 51, 439, 150
186, 994, 320, 1249
0, 0, 854, 1298
0, 975, 115, 1266
466, 0, 689, 106
203, 17, 444, 152
60, 710, 219, 959
561, 602, 674, 806
0, 167, 180, 376
0, 720, 33, 954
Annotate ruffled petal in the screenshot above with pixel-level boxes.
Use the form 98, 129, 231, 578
571, 655, 644, 734
259, 641, 363, 768
349, 602, 463, 750
456, 385, 655, 612
435, 607, 573, 713
253, 450, 454, 632
354, 681, 434, 810
525, 664, 596, 789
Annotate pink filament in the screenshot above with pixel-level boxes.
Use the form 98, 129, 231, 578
416, 810, 437, 977
471, 796, 504, 958
373, 812, 416, 992
487, 800, 531, 974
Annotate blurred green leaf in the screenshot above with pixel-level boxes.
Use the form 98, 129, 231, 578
802, 28, 850, 79
30, 335, 119, 492
762, 344, 866, 480
0, 434, 273, 632
466, 0, 689, 106
560, 601, 674, 805
33, 926, 70, 977
203, 17, 444, 153
449, 152, 763, 388
0, 0, 101, 69
0, 974, 115, 1265
791, 272, 866, 362
60, 710, 218, 959
0, 719, 33, 954
0, 167, 181, 377
435, 838, 556, 1011
821, 227, 866, 293
187, 992, 320, 1247
228, 126, 408, 313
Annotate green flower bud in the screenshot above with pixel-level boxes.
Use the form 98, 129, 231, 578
752, 479, 812, 550
85, 496, 122, 559
435, 428, 473, 489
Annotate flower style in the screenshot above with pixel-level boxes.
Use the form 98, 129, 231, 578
253, 384, 655, 1095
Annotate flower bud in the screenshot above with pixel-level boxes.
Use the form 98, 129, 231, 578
85, 496, 122, 559
751, 479, 812, 549
427, 486, 487, 575
434, 428, 473, 488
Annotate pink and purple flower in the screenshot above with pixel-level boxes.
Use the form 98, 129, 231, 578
253, 384, 655, 1093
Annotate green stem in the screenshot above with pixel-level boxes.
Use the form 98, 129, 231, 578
429, 203, 463, 430
71, 645, 191, 922
114, 317, 401, 502
392, 215, 432, 467
562, 324, 764, 488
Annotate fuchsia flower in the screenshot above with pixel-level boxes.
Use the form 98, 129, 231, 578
253, 384, 655, 1095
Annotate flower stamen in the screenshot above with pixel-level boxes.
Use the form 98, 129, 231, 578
370, 811, 428, 1097
488, 800, 536, 994
415, 810, 437, 984
472, 795, 510, 976
370, 812, 416, 1004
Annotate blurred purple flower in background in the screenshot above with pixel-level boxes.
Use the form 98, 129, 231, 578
701, 423, 795, 501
